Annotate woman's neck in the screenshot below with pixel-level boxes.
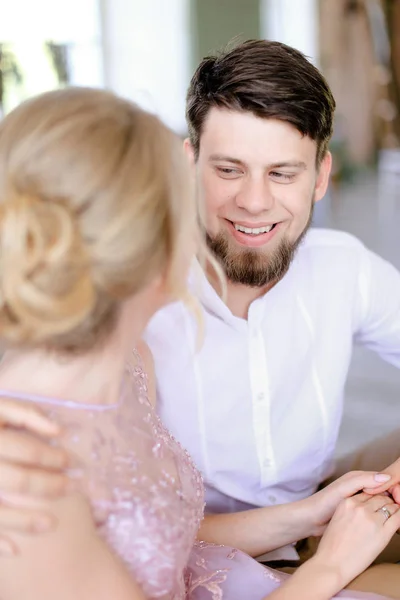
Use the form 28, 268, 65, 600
0, 330, 135, 407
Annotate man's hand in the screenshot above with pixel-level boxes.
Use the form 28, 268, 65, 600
0, 398, 72, 554
364, 457, 400, 503
0, 398, 70, 497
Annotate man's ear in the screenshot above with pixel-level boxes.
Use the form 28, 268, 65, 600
183, 138, 196, 168
315, 151, 332, 203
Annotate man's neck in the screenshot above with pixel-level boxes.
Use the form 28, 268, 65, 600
206, 267, 274, 319
226, 281, 276, 319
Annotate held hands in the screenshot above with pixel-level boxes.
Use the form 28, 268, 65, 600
304, 470, 393, 536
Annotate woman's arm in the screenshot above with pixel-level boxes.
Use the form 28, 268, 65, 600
267, 560, 340, 600
197, 500, 315, 557
196, 470, 392, 557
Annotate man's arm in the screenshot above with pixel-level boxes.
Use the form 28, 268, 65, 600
351, 248, 400, 499
354, 247, 400, 365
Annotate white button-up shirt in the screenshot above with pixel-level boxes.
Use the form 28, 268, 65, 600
144, 229, 400, 516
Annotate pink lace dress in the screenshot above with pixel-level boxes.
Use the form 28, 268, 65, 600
0, 353, 390, 600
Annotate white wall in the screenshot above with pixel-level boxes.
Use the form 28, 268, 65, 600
0, 0, 103, 111
0, 0, 98, 42
260, 0, 319, 65
100, 0, 191, 134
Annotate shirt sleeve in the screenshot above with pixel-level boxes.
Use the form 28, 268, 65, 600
354, 247, 400, 367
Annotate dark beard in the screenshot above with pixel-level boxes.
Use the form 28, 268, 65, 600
206, 206, 314, 288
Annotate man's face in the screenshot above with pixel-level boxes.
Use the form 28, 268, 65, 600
185, 108, 331, 287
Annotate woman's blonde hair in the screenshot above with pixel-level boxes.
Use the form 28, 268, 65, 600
0, 87, 193, 352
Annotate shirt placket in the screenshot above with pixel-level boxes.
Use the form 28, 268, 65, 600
248, 314, 276, 487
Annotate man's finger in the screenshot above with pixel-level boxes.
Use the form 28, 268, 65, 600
0, 462, 69, 497
0, 505, 56, 534
0, 535, 19, 557
389, 484, 400, 505
386, 505, 400, 536
351, 491, 372, 503
0, 399, 60, 437
363, 494, 395, 512
0, 429, 68, 470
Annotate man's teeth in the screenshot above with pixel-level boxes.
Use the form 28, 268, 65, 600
234, 223, 274, 235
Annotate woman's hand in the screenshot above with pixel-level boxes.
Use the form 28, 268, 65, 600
303, 470, 392, 536
0, 398, 70, 551
312, 492, 400, 590
267, 494, 400, 600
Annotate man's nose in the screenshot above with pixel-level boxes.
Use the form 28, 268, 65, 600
235, 178, 274, 214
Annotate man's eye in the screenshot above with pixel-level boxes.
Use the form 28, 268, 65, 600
216, 167, 241, 176
270, 172, 296, 181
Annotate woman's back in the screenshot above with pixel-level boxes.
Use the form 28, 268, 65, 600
0, 351, 204, 599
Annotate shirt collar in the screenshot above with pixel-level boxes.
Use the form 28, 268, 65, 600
189, 252, 300, 326
189, 260, 237, 325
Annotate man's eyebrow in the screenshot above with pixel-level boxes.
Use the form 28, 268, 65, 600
208, 155, 307, 170
268, 161, 307, 170
209, 154, 244, 165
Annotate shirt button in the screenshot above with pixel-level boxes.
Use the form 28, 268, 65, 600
268, 495, 276, 504
263, 458, 271, 467
257, 392, 265, 401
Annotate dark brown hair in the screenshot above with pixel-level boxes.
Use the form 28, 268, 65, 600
186, 39, 336, 164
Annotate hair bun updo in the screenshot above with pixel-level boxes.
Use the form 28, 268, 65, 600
0, 86, 195, 354
0, 193, 96, 346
